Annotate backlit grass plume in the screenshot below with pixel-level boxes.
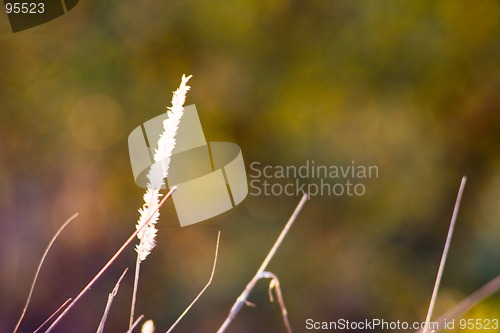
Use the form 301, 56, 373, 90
135, 74, 191, 260
130, 74, 192, 328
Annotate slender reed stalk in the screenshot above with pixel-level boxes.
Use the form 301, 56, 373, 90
422, 176, 467, 333
130, 251, 142, 329
126, 315, 145, 333
166, 231, 221, 333
260, 271, 292, 333
96, 268, 129, 333
416, 274, 500, 333
13, 213, 79, 333
216, 193, 309, 333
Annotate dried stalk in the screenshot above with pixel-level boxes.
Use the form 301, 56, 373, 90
260, 271, 292, 333
97, 268, 129, 333
422, 176, 466, 333
166, 231, 221, 333
216, 193, 309, 333
126, 314, 145, 333
13, 213, 79, 333
130, 250, 142, 329
416, 274, 500, 333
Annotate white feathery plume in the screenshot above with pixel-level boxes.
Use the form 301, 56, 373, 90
135, 74, 192, 262
141, 319, 155, 333
130, 75, 191, 330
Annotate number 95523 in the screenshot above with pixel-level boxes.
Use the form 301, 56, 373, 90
5, 2, 45, 14
459, 318, 499, 330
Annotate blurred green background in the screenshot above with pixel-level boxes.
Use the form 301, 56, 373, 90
1, 1, 499, 332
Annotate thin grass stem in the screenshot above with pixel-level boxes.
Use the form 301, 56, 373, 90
166, 231, 221, 333
417, 274, 500, 333
13, 213, 79, 333
216, 193, 309, 333
423, 176, 467, 333
260, 271, 292, 333
97, 268, 129, 333
129, 253, 141, 329
125, 314, 144, 333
